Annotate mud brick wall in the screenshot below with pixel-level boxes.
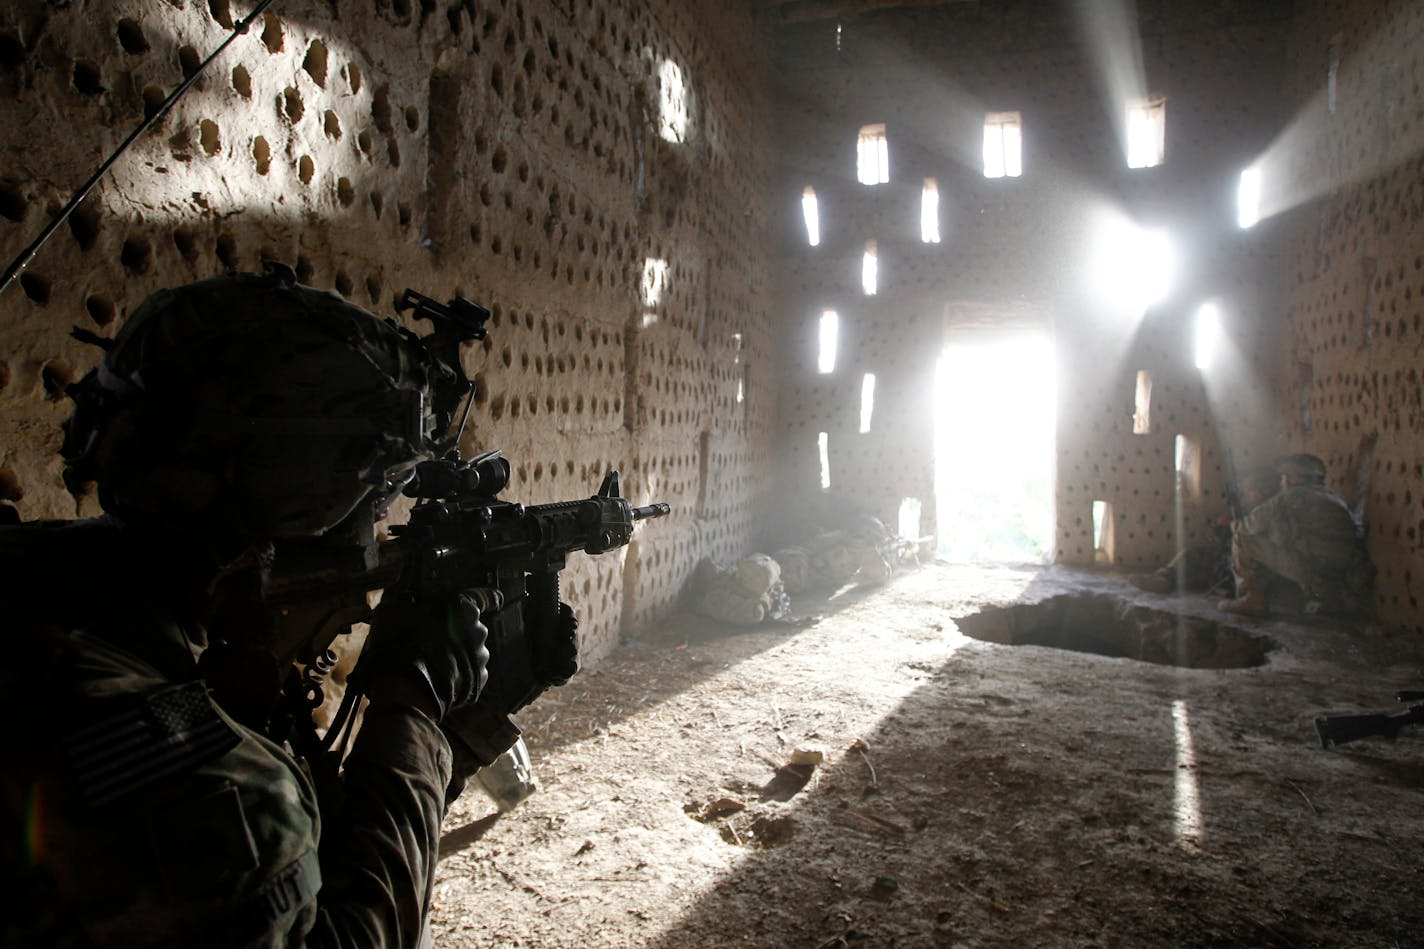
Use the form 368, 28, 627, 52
767, 4, 1293, 570
0, 0, 778, 661
1265, 0, 1424, 630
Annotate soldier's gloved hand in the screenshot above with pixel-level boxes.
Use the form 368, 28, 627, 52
361, 591, 490, 722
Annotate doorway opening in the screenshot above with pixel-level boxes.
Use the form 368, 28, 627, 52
934, 332, 1056, 562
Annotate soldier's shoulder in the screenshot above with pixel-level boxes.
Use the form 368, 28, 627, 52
2, 651, 320, 947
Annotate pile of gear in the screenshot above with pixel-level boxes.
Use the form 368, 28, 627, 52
687, 515, 929, 626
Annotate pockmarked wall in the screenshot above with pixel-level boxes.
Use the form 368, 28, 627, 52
767, 3, 1293, 570
0, 0, 779, 660
1265, 0, 1424, 631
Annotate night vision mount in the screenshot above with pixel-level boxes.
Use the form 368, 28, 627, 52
395, 288, 492, 452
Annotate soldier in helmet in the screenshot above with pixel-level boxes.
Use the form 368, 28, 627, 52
1131, 465, 1280, 596
1219, 452, 1374, 617
1, 270, 491, 946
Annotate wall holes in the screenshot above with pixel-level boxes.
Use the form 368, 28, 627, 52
856, 123, 889, 185
199, 118, 221, 156
818, 431, 831, 490
860, 372, 876, 433
817, 309, 838, 374
0, 181, 24, 221
983, 111, 1023, 178
371, 86, 392, 133
141, 86, 165, 121
302, 40, 328, 87
116, 19, 149, 54
282, 86, 304, 123
921, 178, 941, 243
1174, 435, 1201, 500
178, 44, 201, 80
120, 236, 152, 274
84, 294, 115, 326
1093, 500, 1115, 563
67, 203, 99, 249
297, 154, 314, 185
898, 497, 922, 539
336, 177, 354, 207
1133, 370, 1152, 434
215, 233, 238, 270
231, 64, 252, 98
170, 225, 199, 262
208, 0, 233, 29
0, 31, 24, 68
323, 109, 342, 138
800, 186, 819, 246
0, 467, 21, 502
252, 135, 270, 175
696, 431, 710, 518
19, 272, 49, 305
41, 359, 74, 401
72, 60, 104, 95
260, 12, 284, 54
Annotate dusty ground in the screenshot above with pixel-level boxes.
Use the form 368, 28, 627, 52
430, 561, 1424, 948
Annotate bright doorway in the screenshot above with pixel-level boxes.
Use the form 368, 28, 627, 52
934, 333, 1056, 562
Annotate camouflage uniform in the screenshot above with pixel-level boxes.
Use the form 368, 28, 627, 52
1, 518, 449, 947
1231, 483, 1372, 610
688, 554, 789, 625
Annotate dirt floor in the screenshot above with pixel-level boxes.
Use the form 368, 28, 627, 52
429, 561, 1424, 948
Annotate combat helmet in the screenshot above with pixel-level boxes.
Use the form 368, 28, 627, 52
1275, 453, 1328, 486
62, 268, 472, 540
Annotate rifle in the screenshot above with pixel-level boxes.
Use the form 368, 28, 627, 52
1315, 691, 1424, 748
243, 289, 669, 784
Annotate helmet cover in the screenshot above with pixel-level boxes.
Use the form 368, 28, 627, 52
63, 271, 466, 539
1274, 453, 1328, 486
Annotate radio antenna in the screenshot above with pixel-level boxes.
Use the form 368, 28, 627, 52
0, 0, 279, 298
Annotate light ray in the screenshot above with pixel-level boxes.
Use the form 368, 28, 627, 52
1249, 6, 1424, 222
1172, 700, 1203, 852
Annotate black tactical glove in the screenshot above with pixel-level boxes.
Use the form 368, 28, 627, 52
360, 590, 490, 721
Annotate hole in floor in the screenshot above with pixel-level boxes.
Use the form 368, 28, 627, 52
954, 594, 1273, 669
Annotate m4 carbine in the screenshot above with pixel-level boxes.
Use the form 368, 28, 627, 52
1315, 691, 1424, 748
263, 449, 669, 772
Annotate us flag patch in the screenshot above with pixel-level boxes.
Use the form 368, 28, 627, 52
66, 681, 241, 807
